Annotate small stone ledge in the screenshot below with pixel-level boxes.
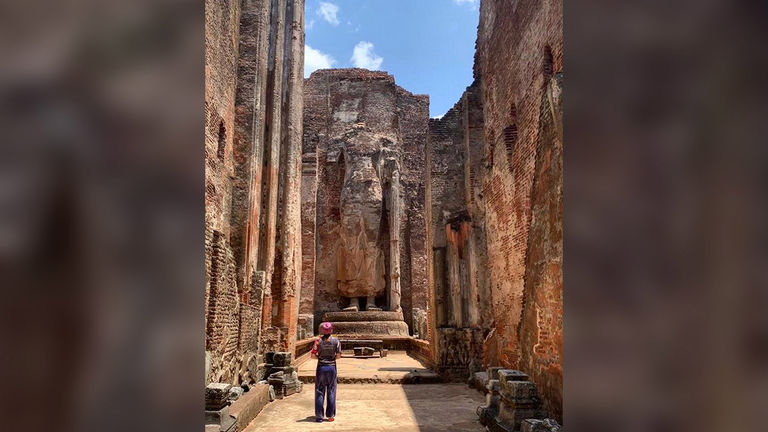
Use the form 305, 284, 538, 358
229, 384, 270, 431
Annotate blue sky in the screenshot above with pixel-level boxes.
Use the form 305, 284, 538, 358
304, 0, 480, 118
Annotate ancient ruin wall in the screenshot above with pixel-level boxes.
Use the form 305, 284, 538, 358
426, 80, 489, 377
204, 0, 304, 385
476, 0, 563, 421
425, 0, 563, 418
205, 0, 241, 384
517, 73, 563, 420
302, 69, 429, 334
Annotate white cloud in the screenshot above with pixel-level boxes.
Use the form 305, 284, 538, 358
454, 0, 479, 9
306, 19, 315, 30
304, 45, 335, 78
317, 2, 340, 26
350, 41, 383, 70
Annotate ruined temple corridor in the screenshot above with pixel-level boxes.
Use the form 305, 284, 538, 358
206, 0, 562, 430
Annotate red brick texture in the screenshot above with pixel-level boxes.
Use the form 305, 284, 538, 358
204, 0, 304, 384
476, 0, 563, 422
426, 0, 563, 420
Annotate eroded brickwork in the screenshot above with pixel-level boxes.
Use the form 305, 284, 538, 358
205, 0, 304, 385
475, 0, 562, 422
426, 0, 563, 421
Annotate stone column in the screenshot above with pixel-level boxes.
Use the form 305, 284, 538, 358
231, 0, 272, 295
274, 0, 304, 352
446, 228, 463, 327
465, 223, 480, 327
388, 165, 402, 313
257, 0, 286, 291
433, 247, 447, 326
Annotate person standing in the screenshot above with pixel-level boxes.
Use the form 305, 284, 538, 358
310, 322, 341, 422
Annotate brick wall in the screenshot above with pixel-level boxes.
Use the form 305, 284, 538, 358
425, 0, 563, 420
475, 0, 563, 421
204, 0, 304, 384
517, 73, 563, 420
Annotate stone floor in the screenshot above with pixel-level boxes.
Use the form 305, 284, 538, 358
243, 352, 485, 431
242, 383, 485, 432
297, 351, 439, 383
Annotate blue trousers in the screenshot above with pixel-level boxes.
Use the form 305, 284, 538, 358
314, 365, 337, 418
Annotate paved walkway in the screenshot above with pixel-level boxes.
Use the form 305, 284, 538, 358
242, 383, 485, 432
244, 352, 485, 432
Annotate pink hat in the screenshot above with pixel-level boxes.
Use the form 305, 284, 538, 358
320, 322, 333, 335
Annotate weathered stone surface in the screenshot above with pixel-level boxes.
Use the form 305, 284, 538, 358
468, 371, 489, 393
521, 418, 562, 432
228, 386, 243, 401
272, 352, 292, 367
498, 369, 530, 385
304, 69, 428, 333
297, 314, 314, 340
412, 308, 428, 340
322, 310, 404, 322
500, 380, 540, 405
267, 360, 302, 399
205, 383, 232, 410
329, 321, 409, 337
353, 347, 376, 357
204, 405, 230, 424
229, 383, 270, 431
435, 327, 484, 379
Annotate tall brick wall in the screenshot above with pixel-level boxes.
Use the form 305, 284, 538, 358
204, 0, 304, 385
477, 0, 562, 421
517, 73, 563, 420
205, 0, 241, 385
302, 69, 429, 334
425, 0, 563, 420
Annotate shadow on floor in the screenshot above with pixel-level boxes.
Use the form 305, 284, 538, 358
295, 416, 320, 423
377, 367, 425, 371
401, 384, 486, 432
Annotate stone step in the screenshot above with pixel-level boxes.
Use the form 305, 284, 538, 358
298, 369, 442, 384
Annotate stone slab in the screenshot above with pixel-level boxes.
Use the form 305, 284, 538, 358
322, 310, 405, 322
229, 384, 270, 431
497, 369, 529, 384
204, 406, 230, 425
330, 320, 409, 337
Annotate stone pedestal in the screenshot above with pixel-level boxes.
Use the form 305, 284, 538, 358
477, 369, 546, 432
321, 311, 409, 337
265, 352, 303, 398
205, 383, 237, 432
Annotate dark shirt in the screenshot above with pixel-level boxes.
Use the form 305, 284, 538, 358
312, 336, 341, 366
